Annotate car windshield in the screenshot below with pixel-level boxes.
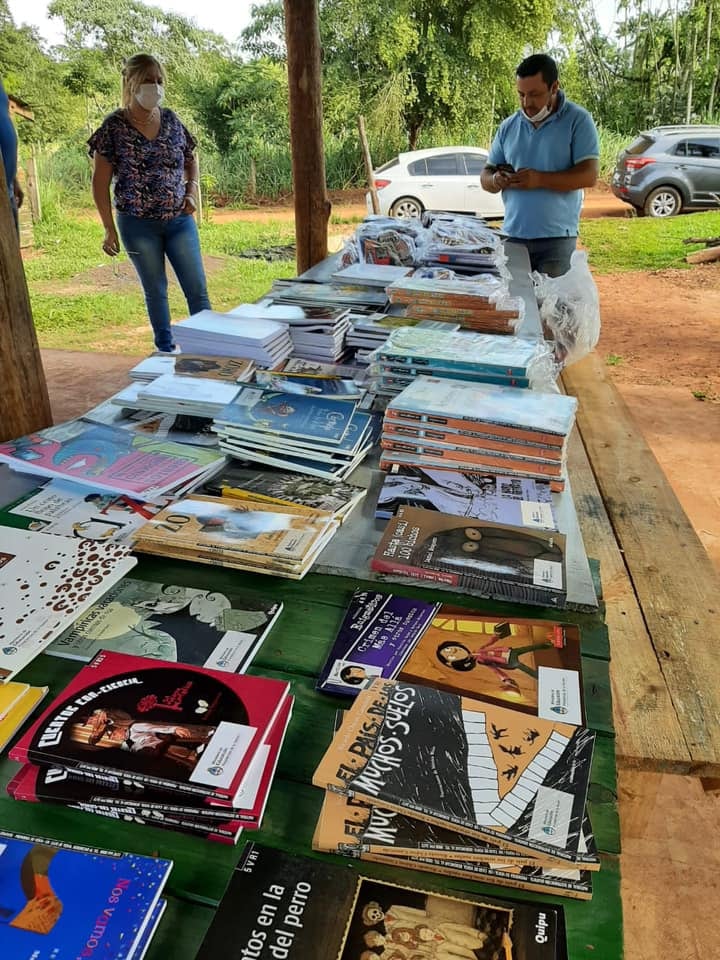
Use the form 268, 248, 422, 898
624, 135, 654, 156
375, 157, 399, 173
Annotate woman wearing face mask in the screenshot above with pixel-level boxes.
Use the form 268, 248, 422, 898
88, 53, 211, 353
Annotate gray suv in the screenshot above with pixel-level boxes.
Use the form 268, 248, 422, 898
611, 124, 720, 217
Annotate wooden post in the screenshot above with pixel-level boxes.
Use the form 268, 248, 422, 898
358, 115, 379, 214
0, 152, 53, 440
283, 0, 331, 273
26, 146, 42, 223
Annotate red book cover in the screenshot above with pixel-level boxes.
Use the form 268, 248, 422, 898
9, 650, 290, 805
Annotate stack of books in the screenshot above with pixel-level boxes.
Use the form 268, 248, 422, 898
345, 313, 417, 363
172, 310, 293, 367
0, 421, 227, 500
132, 494, 339, 580
0, 527, 136, 680
375, 464, 555, 528
213, 385, 376, 481
0, 682, 48, 752
379, 375, 577, 490
419, 215, 507, 274
254, 369, 363, 400
278, 306, 353, 363
200, 462, 367, 523
312, 677, 597, 899
112, 375, 244, 419
8, 651, 294, 844
196, 841, 570, 960
331, 262, 414, 286
0, 830, 172, 959
129, 354, 256, 383
387, 275, 525, 333
371, 326, 555, 395
265, 279, 390, 314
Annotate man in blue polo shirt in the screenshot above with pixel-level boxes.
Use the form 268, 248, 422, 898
481, 53, 599, 276
0, 77, 23, 231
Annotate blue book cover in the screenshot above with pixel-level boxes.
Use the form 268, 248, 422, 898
317, 590, 440, 697
215, 387, 357, 445
0, 831, 171, 960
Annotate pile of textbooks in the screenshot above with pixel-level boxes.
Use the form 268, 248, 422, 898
265, 279, 390, 314
312, 675, 597, 899
112, 375, 244, 419
0, 420, 227, 501
213, 384, 377, 482
132, 494, 339, 580
279, 306, 353, 363
129, 354, 256, 383
8, 651, 294, 844
387, 274, 524, 333
370, 326, 556, 395
0, 829, 172, 959
379, 375, 577, 490
419, 215, 507, 273
196, 841, 570, 960
172, 310, 293, 367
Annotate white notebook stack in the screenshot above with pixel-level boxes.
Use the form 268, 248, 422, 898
172, 310, 293, 367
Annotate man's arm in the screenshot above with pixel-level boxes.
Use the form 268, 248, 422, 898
509, 157, 599, 192
480, 164, 513, 194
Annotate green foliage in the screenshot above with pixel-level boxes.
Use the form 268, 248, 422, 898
580, 209, 720, 272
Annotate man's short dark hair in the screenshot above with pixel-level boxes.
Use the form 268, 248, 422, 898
517, 53, 558, 87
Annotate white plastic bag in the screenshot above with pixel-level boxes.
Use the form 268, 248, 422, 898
532, 250, 600, 366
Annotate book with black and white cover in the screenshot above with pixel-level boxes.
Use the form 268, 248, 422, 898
10, 651, 291, 806
46, 576, 283, 671
313, 678, 595, 864
196, 842, 567, 960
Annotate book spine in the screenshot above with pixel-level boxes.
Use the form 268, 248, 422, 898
383, 423, 563, 460
384, 408, 566, 447
380, 439, 563, 474
370, 556, 460, 587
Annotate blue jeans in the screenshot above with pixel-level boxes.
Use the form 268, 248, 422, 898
506, 237, 577, 277
117, 212, 211, 351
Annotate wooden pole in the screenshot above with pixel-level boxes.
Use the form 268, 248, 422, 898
283, 0, 331, 273
0, 151, 53, 441
27, 145, 42, 223
358, 115, 379, 214
194, 150, 203, 226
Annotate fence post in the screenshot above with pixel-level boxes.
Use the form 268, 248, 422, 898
358, 115, 379, 214
26, 145, 42, 223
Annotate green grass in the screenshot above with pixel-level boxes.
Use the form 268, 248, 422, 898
581, 210, 720, 273
28, 212, 296, 353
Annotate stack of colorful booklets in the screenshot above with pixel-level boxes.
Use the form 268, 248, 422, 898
172, 310, 293, 367
375, 465, 556, 529
380, 375, 578, 490
112, 375, 244, 419
386, 274, 525, 333
200, 462, 367, 523
128, 353, 256, 383
312, 677, 597, 899
370, 326, 555, 395
7, 651, 294, 844
213, 385, 376, 481
0, 829, 172, 959
0, 527, 137, 681
131, 495, 338, 579
196, 841, 569, 960
0, 421, 226, 501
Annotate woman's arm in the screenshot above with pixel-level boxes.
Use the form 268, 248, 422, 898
91, 152, 120, 255
182, 153, 200, 214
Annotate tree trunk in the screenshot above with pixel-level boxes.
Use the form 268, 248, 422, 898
357, 115, 379, 214
283, 0, 330, 273
0, 152, 53, 441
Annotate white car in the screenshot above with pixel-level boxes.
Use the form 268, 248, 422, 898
366, 146, 505, 219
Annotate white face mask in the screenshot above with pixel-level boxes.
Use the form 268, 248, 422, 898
135, 83, 164, 111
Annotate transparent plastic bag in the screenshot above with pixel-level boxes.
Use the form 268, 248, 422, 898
532, 251, 600, 366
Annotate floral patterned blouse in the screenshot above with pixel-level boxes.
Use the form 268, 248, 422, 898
88, 108, 196, 220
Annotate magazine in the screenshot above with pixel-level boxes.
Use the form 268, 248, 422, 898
312, 678, 595, 864
46, 577, 283, 672
317, 590, 439, 697
196, 842, 567, 960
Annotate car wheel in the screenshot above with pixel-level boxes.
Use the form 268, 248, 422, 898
643, 187, 682, 218
390, 196, 424, 219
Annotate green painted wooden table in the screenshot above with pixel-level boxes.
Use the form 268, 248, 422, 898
2, 559, 622, 960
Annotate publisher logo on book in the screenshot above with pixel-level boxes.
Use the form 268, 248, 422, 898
207, 765, 224, 777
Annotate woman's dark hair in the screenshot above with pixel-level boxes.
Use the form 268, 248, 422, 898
516, 53, 558, 87
340, 665, 365, 685
436, 641, 476, 672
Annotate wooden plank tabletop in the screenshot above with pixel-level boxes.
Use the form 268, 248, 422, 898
564, 352, 720, 777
